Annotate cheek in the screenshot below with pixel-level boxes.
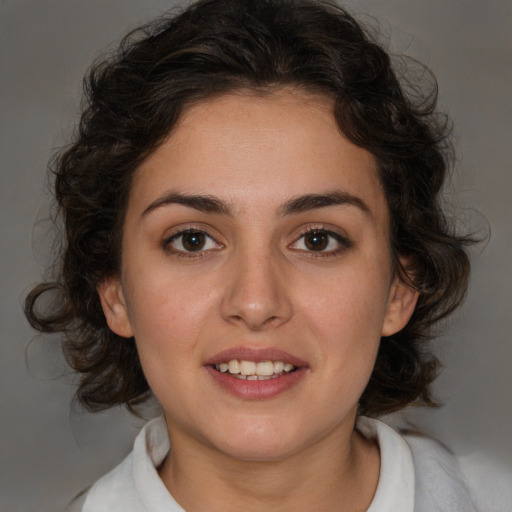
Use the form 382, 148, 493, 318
296, 263, 390, 386
125, 257, 211, 322
300, 267, 391, 340
122, 269, 218, 367
122, 273, 218, 411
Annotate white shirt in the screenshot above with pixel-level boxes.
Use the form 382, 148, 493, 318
67, 416, 477, 511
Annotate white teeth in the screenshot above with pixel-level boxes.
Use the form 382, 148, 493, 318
214, 359, 297, 378
228, 360, 240, 374
240, 360, 256, 376
234, 374, 280, 380
256, 361, 274, 376
274, 361, 284, 373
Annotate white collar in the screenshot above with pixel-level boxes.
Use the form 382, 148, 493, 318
357, 416, 415, 511
129, 415, 415, 511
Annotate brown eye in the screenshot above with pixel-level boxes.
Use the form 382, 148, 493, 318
304, 230, 329, 251
181, 231, 206, 251
166, 229, 221, 254
290, 228, 351, 255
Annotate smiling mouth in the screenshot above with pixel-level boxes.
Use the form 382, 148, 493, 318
212, 359, 297, 380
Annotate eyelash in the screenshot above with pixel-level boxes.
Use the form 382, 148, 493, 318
163, 227, 222, 259
291, 226, 352, 258
163, 226, 352, 259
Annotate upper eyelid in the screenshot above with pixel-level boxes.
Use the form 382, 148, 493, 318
295, 225, 351, 242
161, 224, 351, 248
163, 225, 221, 243
167, 228, 214, 241
290, 227, 353, 253
163, 228, 223, 258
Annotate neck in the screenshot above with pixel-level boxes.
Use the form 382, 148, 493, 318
158, 418, 380, 512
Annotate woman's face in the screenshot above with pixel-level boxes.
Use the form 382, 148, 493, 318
99, 89, 416, 461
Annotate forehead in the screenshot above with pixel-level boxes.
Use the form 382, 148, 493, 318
129, 88, 387, 222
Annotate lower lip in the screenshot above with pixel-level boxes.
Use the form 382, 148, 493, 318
205, 366, 307, 400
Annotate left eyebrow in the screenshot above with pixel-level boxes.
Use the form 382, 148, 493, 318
141, 189, 371, 219
142, 191, 232, 217
277, 191, 371, 217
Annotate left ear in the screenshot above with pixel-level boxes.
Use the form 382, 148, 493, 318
381, 270, 419, 337
97, 275, 134, 339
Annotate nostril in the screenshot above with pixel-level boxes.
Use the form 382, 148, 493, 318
221, 281, 293, 330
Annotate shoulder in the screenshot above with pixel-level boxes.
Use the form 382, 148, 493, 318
402, 431, 479, 512
61, 452, 138, 512
63, 488, 89, 512
62, 416, 173, 512
407, 434, 512, 512
358, 417, 480, 512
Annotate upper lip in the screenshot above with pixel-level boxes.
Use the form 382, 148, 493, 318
204, 347, 308, 367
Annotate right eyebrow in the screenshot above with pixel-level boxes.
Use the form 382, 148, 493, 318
141, 191, 232, 217
277, 191, 371, 218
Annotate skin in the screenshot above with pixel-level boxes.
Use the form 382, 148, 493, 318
98, 88, 418, 511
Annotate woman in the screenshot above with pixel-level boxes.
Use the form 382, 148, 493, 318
25, 0, 477, 510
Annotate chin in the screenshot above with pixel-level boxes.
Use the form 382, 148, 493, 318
205, 419, 315, 462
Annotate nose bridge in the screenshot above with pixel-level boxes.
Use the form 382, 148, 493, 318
221, 239, 292, 330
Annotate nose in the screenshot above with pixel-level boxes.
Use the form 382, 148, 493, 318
220, 246, 293, 331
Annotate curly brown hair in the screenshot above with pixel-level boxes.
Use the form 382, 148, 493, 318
25, 0, 474, 416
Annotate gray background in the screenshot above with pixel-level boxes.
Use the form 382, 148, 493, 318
1, 1, 511, 511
